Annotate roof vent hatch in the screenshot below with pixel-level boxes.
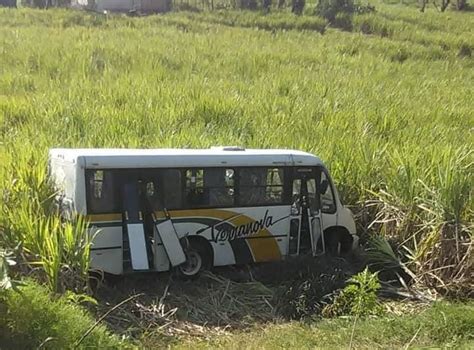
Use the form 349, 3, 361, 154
211, 146, 246, 151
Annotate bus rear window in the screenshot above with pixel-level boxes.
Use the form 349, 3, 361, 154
86, 170, 117, 214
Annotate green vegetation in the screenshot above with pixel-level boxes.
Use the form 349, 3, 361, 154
1, 2, 472, 295
179, 302, 474, 349
1, 280, 472, 349
322, 267, 383, 318
0, 2, 473, 348
0, 281, 126, 349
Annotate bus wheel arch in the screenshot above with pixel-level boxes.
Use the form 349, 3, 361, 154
177, 236, 213, 278
321, 226, 354, 255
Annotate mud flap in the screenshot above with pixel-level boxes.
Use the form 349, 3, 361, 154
153, 213, 186, 267
123, 183, 150, 271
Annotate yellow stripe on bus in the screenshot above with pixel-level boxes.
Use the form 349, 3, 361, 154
85, 208, 282, 263
168, 208, 282, 262
227, 215, 281, 262
85, 213, 122, 222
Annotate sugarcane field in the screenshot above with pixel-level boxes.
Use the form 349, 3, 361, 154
0, 0, 473, 348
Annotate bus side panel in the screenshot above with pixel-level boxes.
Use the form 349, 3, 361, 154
90, 249, 123, 275
170, 221, 236, 266
169, 206, 291, 266
153, 230, 171, 272
74, 156, 87, 215
88, 224, 123, 275
234, 206, 290, 263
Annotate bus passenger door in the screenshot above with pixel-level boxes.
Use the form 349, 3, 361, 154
289, 168, 323, 256
135, 175, 186, 269
153, 211, 186, 267
122, 182, 150, 270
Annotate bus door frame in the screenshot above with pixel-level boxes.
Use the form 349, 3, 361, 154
289, 167, 324, 256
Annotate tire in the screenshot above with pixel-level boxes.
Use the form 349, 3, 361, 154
323, 228, 353, 256
177, 240, 212, 279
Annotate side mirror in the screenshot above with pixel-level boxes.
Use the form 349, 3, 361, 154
320, 179, 329, 195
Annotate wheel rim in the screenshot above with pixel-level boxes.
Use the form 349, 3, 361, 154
179, 250, 202, 276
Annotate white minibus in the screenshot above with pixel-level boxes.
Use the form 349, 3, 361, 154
49, 147, 358, 277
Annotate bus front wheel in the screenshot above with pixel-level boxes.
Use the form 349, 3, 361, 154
177, 240, 212, 279
323, 227, 354, 256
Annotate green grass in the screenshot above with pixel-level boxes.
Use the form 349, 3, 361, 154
1, 281, 473, 349
0, 281, 127, 349
153, 302, 474, 349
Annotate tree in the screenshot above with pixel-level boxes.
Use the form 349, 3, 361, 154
291, 0, 305, 14
316, 0, 354, 22
0, 0, 17, 7
455, 0, 468, 9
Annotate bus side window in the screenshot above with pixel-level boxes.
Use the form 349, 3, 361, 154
239, 168, 266, 205
162, 169, 182, 209
320, 171, 336, 214
205, 168, 234, 207
266, 168, 284, 203
292, 179, 302, 214
307, 178, 318, 213
239, 168, 284, 206
86, 170, 116, 214
184, 168, 234, 208
185, 169, 206, 207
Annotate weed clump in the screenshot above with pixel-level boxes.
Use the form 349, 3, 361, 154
458, 43, 472, 58
253, 255, 364, 319
322, 267, 383, 317
276, 271, 346, 319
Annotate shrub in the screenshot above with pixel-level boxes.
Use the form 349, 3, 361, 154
1, 149, 92, 294
458, 43, 472, 58
315, 0, 355, 22
353, 14, 392, 37
333, 12, 353, 30
292, 0, 306, 14
276, 271, 347, 319
268, 255, 362, 319
0, 249, 23, 295
323, 268, 383, 317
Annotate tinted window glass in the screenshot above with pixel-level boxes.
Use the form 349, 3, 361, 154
320, 171, 336, 213
162, 169, 182, 209
185, 168, 234, 208
307, 178, 317, 213
86, 170, 117, 214
206, 168, 234, 206
239, 168, 285, 206
138, 178, 161, 212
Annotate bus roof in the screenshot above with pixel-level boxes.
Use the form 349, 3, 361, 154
49, 147, 325, 169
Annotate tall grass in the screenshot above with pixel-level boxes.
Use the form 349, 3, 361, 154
0, 281, 127, 348
0, 146, 91, 293
0, 4, 472, 294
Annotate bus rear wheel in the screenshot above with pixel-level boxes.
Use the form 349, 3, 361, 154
177, 240, 212, 279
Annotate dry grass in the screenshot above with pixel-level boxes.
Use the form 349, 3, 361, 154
94, 271, 276, 340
